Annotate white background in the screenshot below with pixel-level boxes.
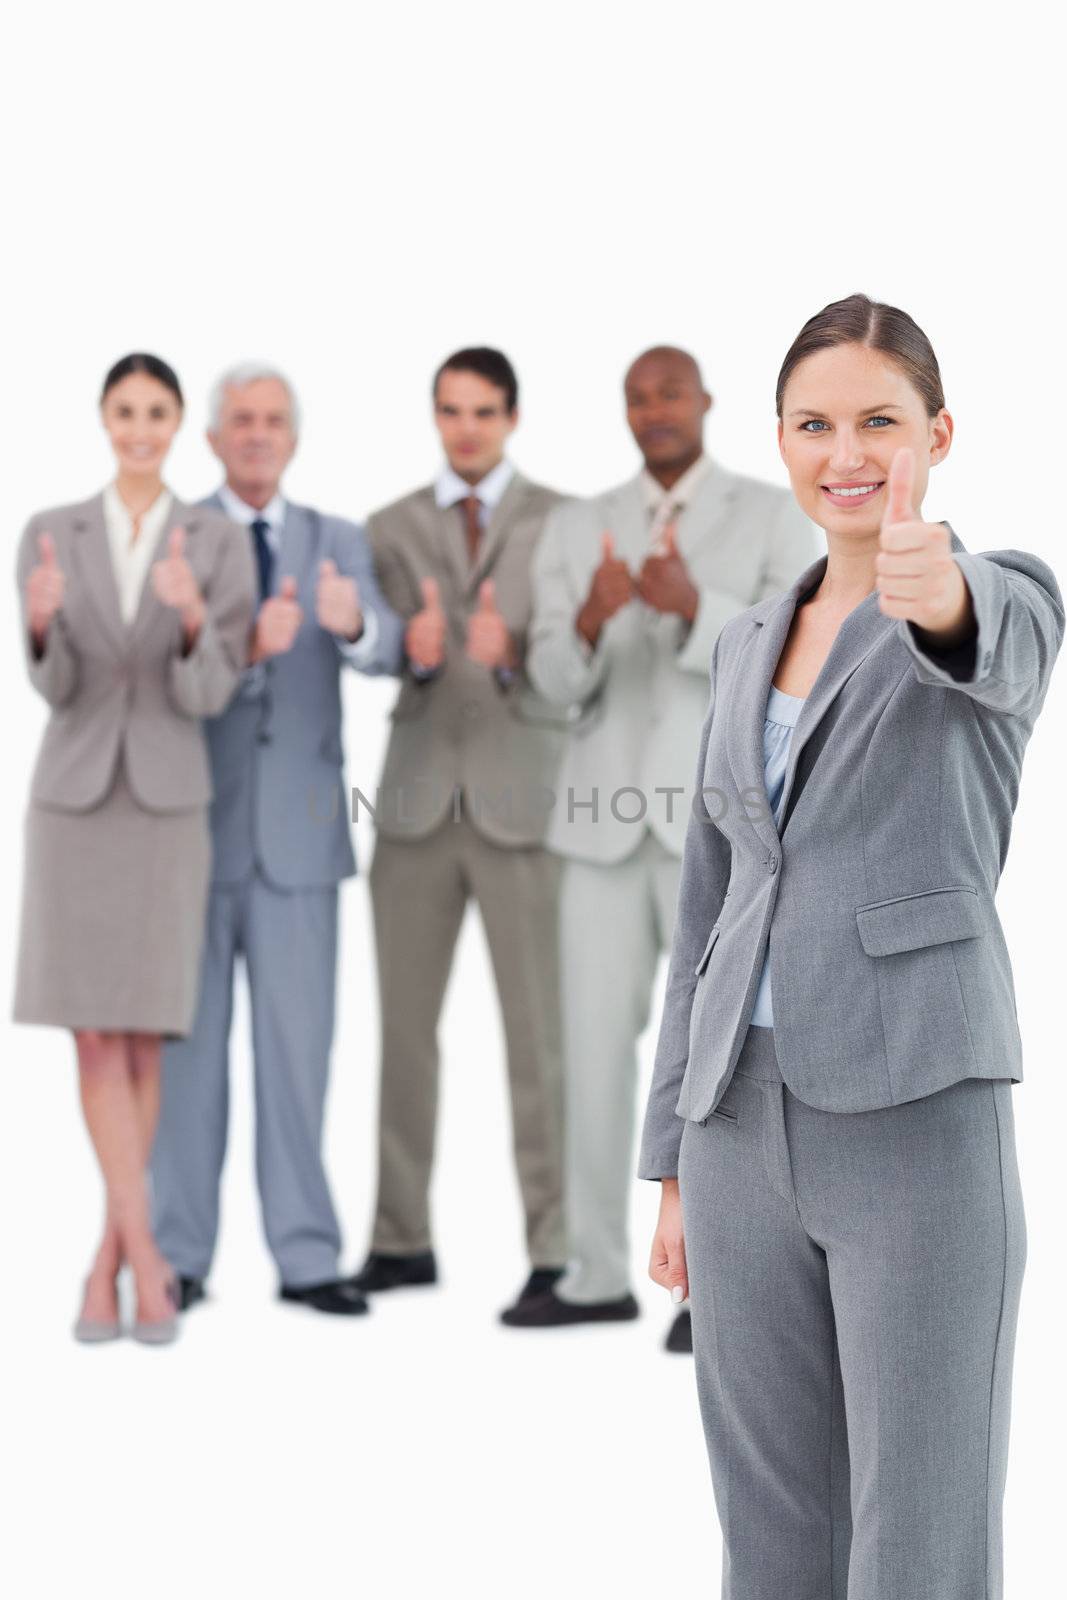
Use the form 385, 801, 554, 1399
2, 3, 1064, 1596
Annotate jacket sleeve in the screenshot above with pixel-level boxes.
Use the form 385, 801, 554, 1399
897, 548, 1064, 719
527, 501, 610, 707
15, 515, 80, 708
675, 493, 819, 676
168, 519, 257, 718
327, 519, 406, 677
638, 632, 733, 1180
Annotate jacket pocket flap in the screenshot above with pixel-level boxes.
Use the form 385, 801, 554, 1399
855, 887, 985, 958
695, 926, 721, 976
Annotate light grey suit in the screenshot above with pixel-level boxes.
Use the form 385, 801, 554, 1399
528, 462, 817, 1300
639, 532, 1064, 1598
152, 498, 404, 1289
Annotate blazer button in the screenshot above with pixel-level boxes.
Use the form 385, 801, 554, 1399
768, 854, 778, 874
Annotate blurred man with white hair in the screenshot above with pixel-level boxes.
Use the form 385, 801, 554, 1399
151, 364, 404, 1316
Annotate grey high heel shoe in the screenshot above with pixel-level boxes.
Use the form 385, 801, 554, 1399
72, 1277, 122, 1344
131, 1272, 181, 1346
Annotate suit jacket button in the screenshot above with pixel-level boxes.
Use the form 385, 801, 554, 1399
768, 854, 778, 874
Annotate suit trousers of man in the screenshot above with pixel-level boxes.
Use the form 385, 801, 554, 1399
369, 806, 565, 1266
153, 870, 343, 1288
557, 827, 682, 1304
679, 1022, 1024, 1600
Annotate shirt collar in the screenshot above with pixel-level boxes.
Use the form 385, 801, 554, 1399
640, 452, 713, 515
218, 482, 287, 537
102, 482, 173, 545
434, 457, 515, 512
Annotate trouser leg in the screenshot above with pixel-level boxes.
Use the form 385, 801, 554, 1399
151, 885, 241, 1279
797, 1076, 1026, 1600
557, 836, 660, 1303
244, 874, 342, 1287
465, 827, 565, 1267
679, 1052, 853, 1600
369, 825, 467, 1254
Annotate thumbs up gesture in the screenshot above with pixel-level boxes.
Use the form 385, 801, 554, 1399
405, 576, 447, 671
875, 448, 972, 643
250, 574, 303, 662
466, 578, 516, 670
315, 557, 363, 641
26, 531, 67, 647
576, 532, 636, 648
636, 521, 699, 622
152, 526, 206, 644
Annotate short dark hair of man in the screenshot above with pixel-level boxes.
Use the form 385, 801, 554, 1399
433, 347, 518, 413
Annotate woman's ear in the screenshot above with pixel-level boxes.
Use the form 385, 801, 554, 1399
929, 408, 954, 467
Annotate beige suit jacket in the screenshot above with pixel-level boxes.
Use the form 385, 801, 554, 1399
367, 471, 568, 847
17, 492, 256, 813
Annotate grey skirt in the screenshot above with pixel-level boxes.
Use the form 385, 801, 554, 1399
13, 757, 210, 1036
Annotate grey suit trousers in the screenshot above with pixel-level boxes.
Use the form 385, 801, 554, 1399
679, 1024, 1024, 1600
369, 809, 565, 1266
152, 872, 342, 1287
558, 829, 682, 1303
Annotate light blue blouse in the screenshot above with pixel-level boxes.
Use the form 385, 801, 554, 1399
747, 683, 806, 1028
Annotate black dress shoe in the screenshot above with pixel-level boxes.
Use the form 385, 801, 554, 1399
665, 1307, 693, 1353
177, 1276, 206, 1313
498, 1266, 566, 1319
500, 1288, 640, 1328
350, 1250, 438, 1293
279, 1279, 370, 1315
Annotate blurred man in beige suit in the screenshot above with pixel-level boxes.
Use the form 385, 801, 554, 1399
515, 347, 818, 1348
354, 348, 570, 1320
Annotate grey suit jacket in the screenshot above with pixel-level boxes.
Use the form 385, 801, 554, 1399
527, 463, 818, 862
638, 530, 1064, 1179
368, 471, 568, 848
17, 493, 255, 813
198, 496, 405, 890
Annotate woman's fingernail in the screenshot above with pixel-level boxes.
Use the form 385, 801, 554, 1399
671, 1285, 685, 1304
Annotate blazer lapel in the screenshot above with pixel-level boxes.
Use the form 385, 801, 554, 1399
276, 503, 318, 594
70, 494, 124, 655
673, 459, 738, 561
129, 497, 197, 646
468, 471, 527, 592
726, 525, 969, 857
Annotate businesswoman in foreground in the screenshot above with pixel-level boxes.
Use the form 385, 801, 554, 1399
14, 354, 255, 1343
640, 295, 1063, 1599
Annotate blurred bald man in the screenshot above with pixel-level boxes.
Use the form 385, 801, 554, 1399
521, 347, 817, 1349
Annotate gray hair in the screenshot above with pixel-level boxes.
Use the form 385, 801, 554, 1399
207, 361, 301, 433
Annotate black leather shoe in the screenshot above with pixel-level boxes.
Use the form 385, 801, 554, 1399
279, 1279, 370, 1315
177, 1276, 206, 1313
499, 1266, 565, 1318
665, 1308, 693, 1353
350, 1250, 438, 1293
500, 1288, 640, 1328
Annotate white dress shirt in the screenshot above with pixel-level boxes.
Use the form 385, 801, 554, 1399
641, 452, 714, 550
102, 482, 173, 624
434, 457, 515, 526
217, 483, 379, 669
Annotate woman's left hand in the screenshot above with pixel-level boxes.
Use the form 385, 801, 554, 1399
876, 448, 974, 646
152, 526, 205, 647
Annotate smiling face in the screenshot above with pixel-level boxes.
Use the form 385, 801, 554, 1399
100, 373, 182, 481
624, 349, 712, 480
778, 344, 952, 536
433, 368, 517, 484
208, 377, 298, 507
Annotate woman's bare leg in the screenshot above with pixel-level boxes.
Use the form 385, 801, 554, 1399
76, 1029, 173, 1323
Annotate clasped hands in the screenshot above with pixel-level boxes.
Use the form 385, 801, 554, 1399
405, 577, 516, 673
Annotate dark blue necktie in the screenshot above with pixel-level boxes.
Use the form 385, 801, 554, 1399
250, 518, 274, 602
